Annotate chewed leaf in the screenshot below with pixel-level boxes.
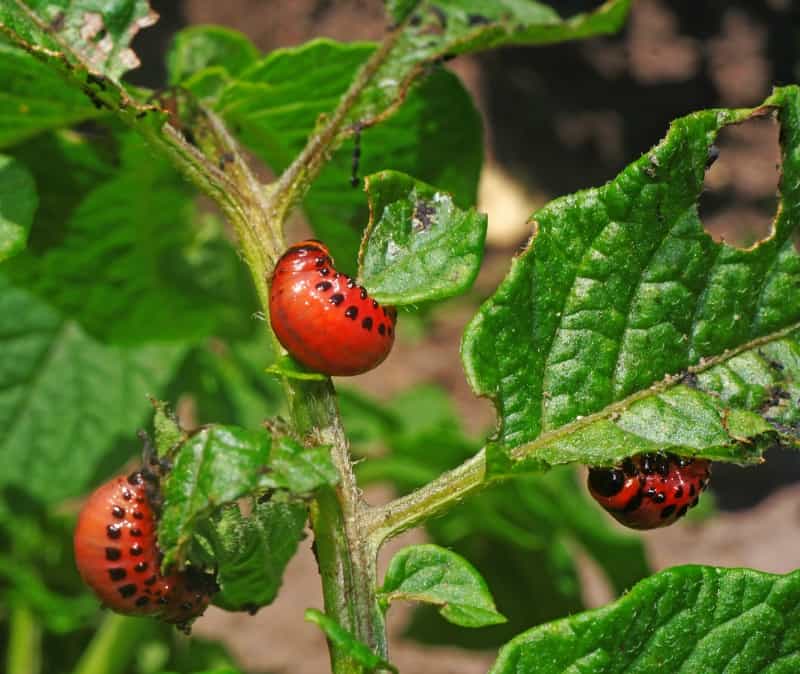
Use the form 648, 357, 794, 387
158, 425, 271, 568
0, 0, 157, 81
350, 0, 631, 128
379, 544, 506, 628
359, 170, 487, 305
490, 565, 800, 674
204, 499, 307, 612
463, 87, 800, 476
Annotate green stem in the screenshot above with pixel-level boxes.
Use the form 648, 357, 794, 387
364, 450, 488, 546
72, 613, 154, 674
6, 603, 41, 674
288, 379, 387, 672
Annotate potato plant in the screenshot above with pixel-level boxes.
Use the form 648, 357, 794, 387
1, 1, 799, 673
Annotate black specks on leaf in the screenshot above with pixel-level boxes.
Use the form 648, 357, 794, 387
413, 200, 436, 232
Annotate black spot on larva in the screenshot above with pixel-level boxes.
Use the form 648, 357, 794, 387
660, 504, 677, 519
676, 504, 689, 519
362, 317, 373, 330
122, 489, 133, 501
330, 293, 345, 306
158, 597, 169, 605
675, 486, 684, 499
382, 307, 388, 316
388, 327, 393, 336
107, 524, 122, 540
133, 511, 144, 520
346, 276, 356, 288
646, 487, 657, 499
319, 267, 330, 276
359, 287, 368, 300
118, 584, 137, 598
315, 256, 326, 267
135, 596, 150, 607
108, 568, 127, 581
344, 306, 358, 319
372, 300, 378, 309
653, 492, 666, 504
689, 484, 696, 497
316, 281, 332, 292
588, 468, 625, 497
144, 575, 157, 586
105, 547, 121, 561
621, 458, 635, 476
641, 455, 654, 474
134, 562, 148, 573
181, 602, 193, 610
130, 543, 143, 556
333, 272, 340, 279
623, 489, 644, 513
111, 505, 125, 518
130, 528, 142, 537
654, 454, 670, 477
378, 324, 386, 336
128, 472, 144, 486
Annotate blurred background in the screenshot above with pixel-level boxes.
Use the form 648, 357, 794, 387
133, 1, 800, 672
6, 1, 800, 673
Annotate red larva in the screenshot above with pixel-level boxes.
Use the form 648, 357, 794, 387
269, 240, 397, 376
587, 452, 711, 530
73, 472, 215, 627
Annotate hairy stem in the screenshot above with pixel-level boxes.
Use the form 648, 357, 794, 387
6, 603, 40, 674
288, 379, 386, 671
364, 450, 488, 545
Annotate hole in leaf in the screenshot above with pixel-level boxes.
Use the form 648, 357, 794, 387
700, 114, 780, 248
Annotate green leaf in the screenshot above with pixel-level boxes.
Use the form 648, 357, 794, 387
202, 499, 306, 612
167, 25, 259, 85
0, 273, 185, 504
264, 354, 327, 381
177, 38, 482, 270
0, 154, 36, 262
463, 87, 800, 476
261, 436, 339, 494
490, 565, 800, 674
359, 171, 487, 305
351, 0, 632, 127
158, 425, 271, 567
0, 0, 157, 82
379, 544, 506, 627
152, 399, 184, 459
304, 609, 398, 674
0, 40, 101, 148
6, 131, 254, 344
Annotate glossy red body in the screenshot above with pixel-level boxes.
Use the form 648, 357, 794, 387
269, 240, 397, 376
588, 453, 711, 530
73, 472, 213, 626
